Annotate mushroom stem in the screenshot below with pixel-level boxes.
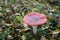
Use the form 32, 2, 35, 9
5, 0, 8, 5
32, 26, 37, 34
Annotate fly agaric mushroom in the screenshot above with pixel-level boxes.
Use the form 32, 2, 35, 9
23, 12, 47, 34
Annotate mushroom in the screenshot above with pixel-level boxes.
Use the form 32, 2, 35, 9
5, 0, 8, 6
23, 12, 47, 34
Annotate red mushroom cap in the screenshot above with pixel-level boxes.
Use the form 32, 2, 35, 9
23, 12, 47, 26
